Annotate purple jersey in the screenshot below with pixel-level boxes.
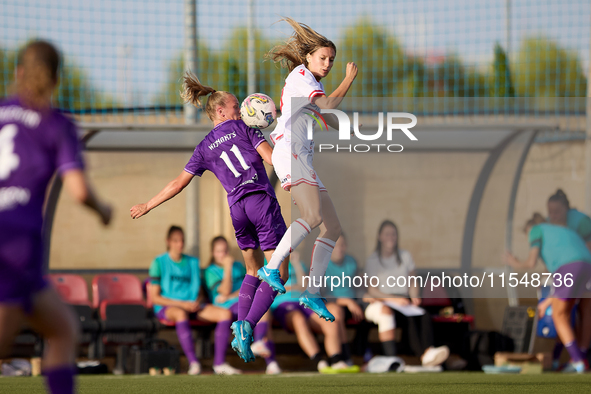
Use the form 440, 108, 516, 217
184, 119, 276, 206
0, 96, 83, 310
0, 97, 83, 235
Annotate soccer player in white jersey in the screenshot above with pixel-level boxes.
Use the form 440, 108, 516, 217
257, 18, 358, 321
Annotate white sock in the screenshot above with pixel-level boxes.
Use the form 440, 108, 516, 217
307, 238, 336, 294
266, 219, 311, 269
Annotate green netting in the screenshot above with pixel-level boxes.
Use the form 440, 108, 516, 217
1, 0, 589, 123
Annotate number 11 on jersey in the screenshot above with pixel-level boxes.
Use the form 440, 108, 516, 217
220, 144, 250, 177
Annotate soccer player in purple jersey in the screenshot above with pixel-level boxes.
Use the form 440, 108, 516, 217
130, 73, 288, 362
0, 41, 112, 394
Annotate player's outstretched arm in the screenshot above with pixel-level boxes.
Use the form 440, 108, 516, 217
256, 141, 274, 166
130, 170, 194, 219
313, 62, 358, 110
62, 169, 112, 225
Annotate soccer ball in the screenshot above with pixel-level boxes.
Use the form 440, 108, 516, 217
240, 93, 277, 129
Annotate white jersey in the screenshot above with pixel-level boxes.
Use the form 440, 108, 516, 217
270, 64, 325, 147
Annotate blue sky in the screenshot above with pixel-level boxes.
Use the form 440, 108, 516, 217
1, 0, 589, 105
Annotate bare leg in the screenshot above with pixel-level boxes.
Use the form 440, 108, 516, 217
317, 192, 342, 242
26, 288, 78, 369
242, 248, 265, 276
291, 183, 323, 230
286, 310, 320, 358
309, 304, 342, 356
553, 298, 577, 346
0, 304, 24, 359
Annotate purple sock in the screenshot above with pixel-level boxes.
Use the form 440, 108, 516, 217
44, 365, 75, 394
176, 320, 198, 364
214, 319, 232, 366
264, 340, 277, 364
239, 275, 261, 320
244, 281, 280, 328
254, 321, 268, 342
565, 341, 584, 363
553, 342, 564, 361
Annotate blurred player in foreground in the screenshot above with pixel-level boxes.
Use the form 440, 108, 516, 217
261, 18, 358, 322
505, 213, 591, 373
130, 74, 288, 362
0, 41, 111, 393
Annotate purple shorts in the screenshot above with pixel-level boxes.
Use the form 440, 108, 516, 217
551, 261, 591, 300
0, 230, 48, 314
229, 192, 287, 251
273, 302, 314, 331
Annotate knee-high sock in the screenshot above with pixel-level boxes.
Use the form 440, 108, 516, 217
307, 238, 336, 294
239, 275, 261, 320
565, 340, 584, 363
266, 219, 311, 270
254, 321, 268, 342
245, 281, 281, 328
214, 319, 232, 366
253, 321, 276, 364
264, 340, 277, 364
176, 320, 197, 364
44, 365, 75, 394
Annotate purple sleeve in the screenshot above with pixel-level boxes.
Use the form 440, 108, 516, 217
242, 121, 267, 150
184, 145, 207, 176
56, 119, 84, 175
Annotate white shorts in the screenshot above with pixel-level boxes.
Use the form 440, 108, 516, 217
272, 140, 326, 192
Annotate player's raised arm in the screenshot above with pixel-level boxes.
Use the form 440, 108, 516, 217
130, 170, 194, 219
313, 62, 358, 110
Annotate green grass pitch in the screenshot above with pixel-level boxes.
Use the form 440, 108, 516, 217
2, 373, 591, 393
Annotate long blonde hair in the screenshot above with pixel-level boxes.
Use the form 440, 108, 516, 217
15, 40, 61, 109
180, 72, 230, 121
267, 18, 336, 72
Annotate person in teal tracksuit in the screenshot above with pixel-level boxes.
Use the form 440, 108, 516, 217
504, 213, 591, 373
204, 236, 281, 374
148, 226, 239, 375
546, 189, 591, 367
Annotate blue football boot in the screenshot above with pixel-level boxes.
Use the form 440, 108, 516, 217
230, 320, 255, 362
257, 266, 286, 294
299, 290, 335, 322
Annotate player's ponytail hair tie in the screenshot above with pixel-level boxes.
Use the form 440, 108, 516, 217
180, 72, 227, 121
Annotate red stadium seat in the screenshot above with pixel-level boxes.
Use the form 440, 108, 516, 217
47, 274, 91, 306
92, 274, 145, 309
92, 274, 155, 368
47, 274, 99, 358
